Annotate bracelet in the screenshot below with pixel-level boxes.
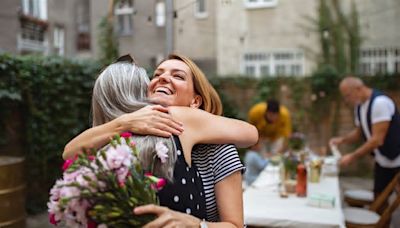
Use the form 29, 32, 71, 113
199, 219, 208, 228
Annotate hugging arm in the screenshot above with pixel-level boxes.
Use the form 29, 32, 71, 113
170, 106, 258, 148
63, 105, 257, 159
63, 105, 183, 160
63, 120, 123, 159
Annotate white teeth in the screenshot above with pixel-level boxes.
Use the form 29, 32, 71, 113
155, 87, 172, 95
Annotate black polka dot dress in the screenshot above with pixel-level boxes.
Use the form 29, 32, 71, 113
157, 136, 207, 219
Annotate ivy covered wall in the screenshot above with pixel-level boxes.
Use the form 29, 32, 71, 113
0, 54, 100, 213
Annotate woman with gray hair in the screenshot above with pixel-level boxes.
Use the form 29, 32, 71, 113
67, 59, 257, 226
90, 61, 177, 181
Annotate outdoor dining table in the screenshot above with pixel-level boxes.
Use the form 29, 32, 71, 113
243, 160, 346, 228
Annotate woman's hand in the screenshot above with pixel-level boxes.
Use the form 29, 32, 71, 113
117, 105, 184, 137
134, 204, 201, 228
63, 105, 183, 160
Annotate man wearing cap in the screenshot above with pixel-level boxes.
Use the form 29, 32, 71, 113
248, 99, 292, 155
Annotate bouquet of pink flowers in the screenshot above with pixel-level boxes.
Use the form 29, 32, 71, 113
48, 134, 166, 227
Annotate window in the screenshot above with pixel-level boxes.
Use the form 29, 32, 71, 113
359, 47, 400, 75
155, 1, 165, 27
18, 21, 48, 53
275, 65, 286, 75
244, 0, 278, 9
395, 62, 400, 73
242, 50, 304, 77
18, 0, 48, 53
115, 0, 134, 36
245, 66, 256, 76
77, 32, 90, 51
21, 22, 45, 42
22, 0, 47, 20
260, 65, 269, 76
53, 26, 64, 56
195, 0, 208, 18
290, 65, 301, 76
76, 0, 91, 51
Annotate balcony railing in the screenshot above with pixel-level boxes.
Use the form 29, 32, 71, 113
17, 35, 48, 54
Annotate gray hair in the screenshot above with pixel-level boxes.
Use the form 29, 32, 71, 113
92, 62, 149, 126
92, 62, 176, 181
132, 135, 176, 181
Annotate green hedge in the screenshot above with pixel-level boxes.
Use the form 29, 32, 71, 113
0, 54, 100, 213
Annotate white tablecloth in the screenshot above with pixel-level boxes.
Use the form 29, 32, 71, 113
244, 165, 345, 228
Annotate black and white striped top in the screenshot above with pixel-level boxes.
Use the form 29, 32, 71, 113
192, 144, 245, 222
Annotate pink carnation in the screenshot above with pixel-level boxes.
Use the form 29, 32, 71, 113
49, 213, 58, 225
62, 159, 75, 171
156, 178, 167, 189
120, 132, 132, 138
87, 220, 98, 228
145, 173, 167, 190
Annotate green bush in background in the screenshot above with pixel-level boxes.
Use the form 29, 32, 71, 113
0, 54, 100, 214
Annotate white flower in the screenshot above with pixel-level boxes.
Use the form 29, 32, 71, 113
155, 141, 169, 163
63, 170, 80, 181
75, 167, 97, 190
104, 144, 132, 169
49, 179, 63, 201
116, 166, 129, 184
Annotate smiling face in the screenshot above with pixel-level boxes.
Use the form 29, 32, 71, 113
148, 59, 202, 107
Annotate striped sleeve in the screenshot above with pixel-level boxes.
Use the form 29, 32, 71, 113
192, 144, 245, 221
213, 144, 245, 183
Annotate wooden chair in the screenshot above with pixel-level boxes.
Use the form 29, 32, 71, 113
344, 172, 400, 228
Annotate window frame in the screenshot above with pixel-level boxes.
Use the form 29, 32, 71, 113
114, 0, 134, 36
22, 0, 47, 20
244, 0, 278, 9
359, 47, 400, 75
53, 26, 64, 56
155, 1, 166, 27
241, 49, 305, 77
195, 0, 208, 19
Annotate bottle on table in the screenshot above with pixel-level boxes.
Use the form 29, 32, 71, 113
296, 153, 307, 197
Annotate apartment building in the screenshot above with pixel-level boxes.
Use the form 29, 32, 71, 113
215, 0, 319, 77
353, 0, 400, 75
93, 0, 319, 76
89, 0, 216, 73
0, 0, 92, 58
90, 0, 166, 69
173, 0, 217, 75
22, 0, 394, 76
